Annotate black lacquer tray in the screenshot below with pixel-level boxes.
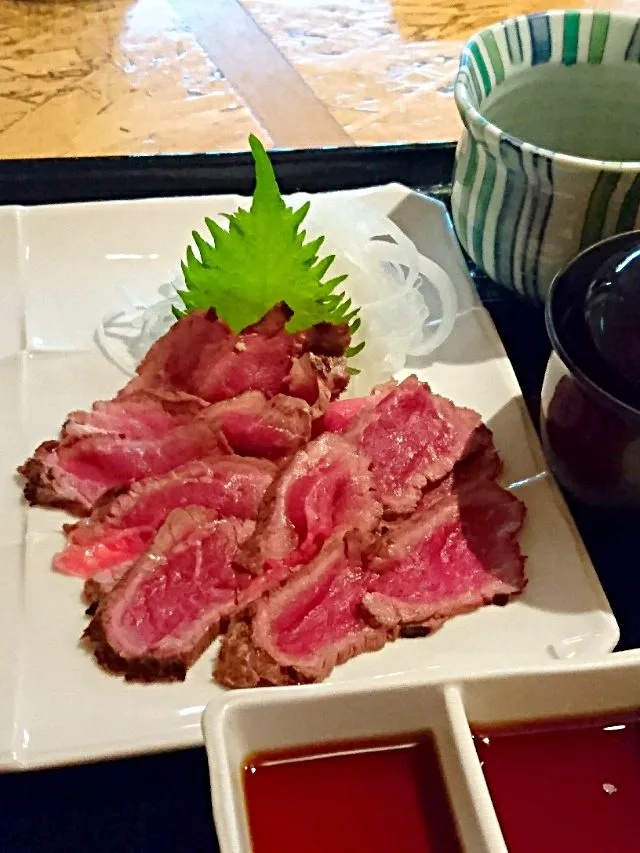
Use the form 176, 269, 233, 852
1, 142, 637, 853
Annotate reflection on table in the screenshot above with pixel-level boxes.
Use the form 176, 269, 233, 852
0, 0, 633, 158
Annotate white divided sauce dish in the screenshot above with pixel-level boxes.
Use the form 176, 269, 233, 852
202, 652, 640, 853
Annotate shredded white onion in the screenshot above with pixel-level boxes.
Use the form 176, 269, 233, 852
96, 197, 458, 392
96, 280, 184, 376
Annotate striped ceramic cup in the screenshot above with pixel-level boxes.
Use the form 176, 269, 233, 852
451, 10, 640, 301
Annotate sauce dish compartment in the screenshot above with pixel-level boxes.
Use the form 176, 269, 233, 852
203, 680, 497, 853
451, 655, 640, 852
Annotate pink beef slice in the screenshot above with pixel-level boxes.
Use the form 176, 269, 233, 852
320, 397, 374, 434
61, 396, 201, 442
19, 388, 309, 515
461, 424, 502, 480
344, 375, 483, 515
119, 305, 350, 410
83, 560, 138, 606
200, 391, 312, 460
18, 309, 345, 512
236, 432, 383, 575
120, 309, 229, 396
319, 380, 396, 434
418, 425, 502, 513
19, 421, 231, 515
215, 536, 396, 688
362, 481, 527, 632
54, 455, 276, 583
85, 507, 254, 681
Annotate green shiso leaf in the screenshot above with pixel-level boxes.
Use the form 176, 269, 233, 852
175, 134, 362, 346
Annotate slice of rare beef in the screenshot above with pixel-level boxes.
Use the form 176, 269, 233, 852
215, 536, 395, 688
417, 424, 502, 512
362, 481, 527, 632
236, 432, 382, 575
19, 307, 347, 512
319, 380, 395, 434
186, 307, 299, 402
19, 420, 231, 515
84, 560, 136, 606
119, 309, 229, 397
343, 375, 483, 515
22, 385, 311, 515
200, 391, 312, 460
120, 305, 350, 413
85, 508, 254, 681
61, 395, 201, 442
55, 455, 276, 582
320, 397, 375, 434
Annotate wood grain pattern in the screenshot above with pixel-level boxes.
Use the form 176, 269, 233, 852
170, 0, 352, 147
0, 0, 636, 158
0, 0, 268, 158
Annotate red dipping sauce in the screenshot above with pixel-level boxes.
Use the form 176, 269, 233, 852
243, 735, 462, 853
473, 710, 640, 853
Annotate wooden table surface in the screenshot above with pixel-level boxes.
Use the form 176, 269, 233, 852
0, 0, 637, 157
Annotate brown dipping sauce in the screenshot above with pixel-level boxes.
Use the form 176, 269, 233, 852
473, 710, 640, 853
243, 734, 462, 853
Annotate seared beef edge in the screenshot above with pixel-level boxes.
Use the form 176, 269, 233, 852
82, 615, 223, 683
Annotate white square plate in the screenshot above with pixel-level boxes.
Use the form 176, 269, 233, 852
0, 184, 618, 771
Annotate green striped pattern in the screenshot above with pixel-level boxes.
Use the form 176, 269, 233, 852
562, 11, 579, 66
580, 173, 620, 250
588, 11, 610, 64
452, 10, 640, 301
457, 10, 620, 109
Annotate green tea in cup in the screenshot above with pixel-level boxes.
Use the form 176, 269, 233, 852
451, 11, 640, 300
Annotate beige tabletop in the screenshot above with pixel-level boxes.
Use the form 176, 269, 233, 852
0, 0, 637, 158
